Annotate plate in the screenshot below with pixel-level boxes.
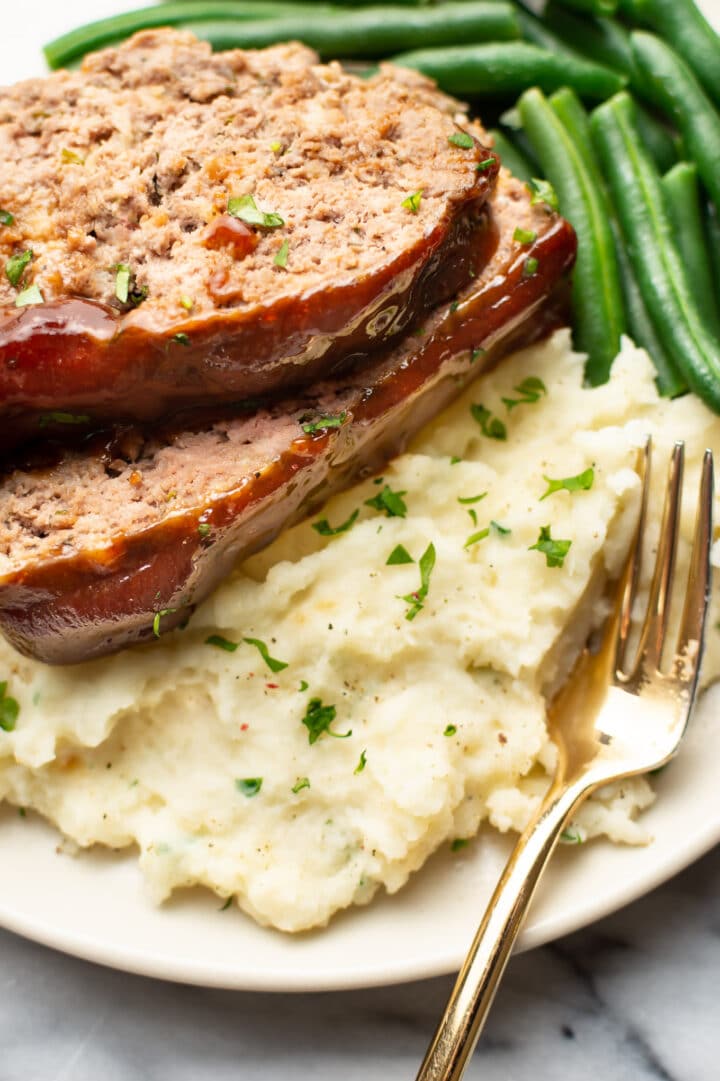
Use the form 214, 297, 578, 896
1, 0, 719, 993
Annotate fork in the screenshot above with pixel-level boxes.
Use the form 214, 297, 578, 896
415, 439, 714, 1081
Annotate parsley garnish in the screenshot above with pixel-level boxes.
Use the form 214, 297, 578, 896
274, 239, 290, 268
470, 403, 506, 440
172, 332, 190, 346
179, 295, 194, 311
38, 411, 90, 427
530, 177, 559, 210
301, 697, 351, 744
0, 209, 14, 226
15, 285, 43, 308
115, 264, 131, 303
457, 493, 487, 505
299, 680, 309, 692
476, 157, 495, 171
292, 777, 311, 793
450, 455, 462, 465
235, 777, 263, 797
560, 827, 585, 844
529, 525, 572, 568
464, 520, 510, 549
451, 838, 469, 852
243, 637, 288, 673
540, 467, 594, 500
312, 508, 359, 537
198, 522, 212, 537
205, 634, 238, 652
0, 681, 20, 733
228, 194, 284, 229
61, 148, 85, 165
448, 131, 474, 149
513, 227, 537, 245
354, 749, 367, 775
444, 724, 457, 737
386, 544, 414, 566
6, 249, 33, 287
470, 347, 485, 363
523, 256, 539, 277
502, 376, 546, 411
301, 412, 346, 435
402, 190, 423, 213
219, 897, 233, 911
365, 484, 407, 518
153, 608, 176, 636
399, 542, 436, 621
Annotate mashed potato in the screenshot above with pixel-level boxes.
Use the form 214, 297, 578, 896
0, 330, 718, 932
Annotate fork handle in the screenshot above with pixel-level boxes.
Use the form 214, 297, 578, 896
415, 776, 592, 1081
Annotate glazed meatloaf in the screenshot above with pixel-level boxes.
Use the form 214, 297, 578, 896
0, 30, 499, 447
0, 172, 576, 664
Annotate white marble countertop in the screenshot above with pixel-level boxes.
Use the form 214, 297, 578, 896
2, 845, 718, 1080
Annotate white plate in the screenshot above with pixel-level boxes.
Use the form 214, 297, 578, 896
1, 0, 719, 993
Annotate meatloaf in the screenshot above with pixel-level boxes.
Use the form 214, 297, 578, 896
0, 172, 576, 664
0, 31, 498, 447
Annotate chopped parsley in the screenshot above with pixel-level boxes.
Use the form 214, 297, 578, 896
476, 157, 495, 171
235, 777, 263, 797
464, 520, 510, 549
354, 749, 367, 775
153, 608, 176, 636
38, 411, 89, 427
513, 227, 537, 245
364, 484, 407, 518
470, 403, 507, 440
298, 680, 309, 692
540, 467, 594, 501
228, 193, 284, 229
114, 264, 131, 304
172, 332, 190, 346
529, 177, 559, 211
219, 897, 233, 911
451, 838, 469, 852
243, 637, 288, 673
179, 295, 194, 311
205, 634, 238, 652
0, 209, 14, 226
529, 525, 572, 568
502, 376, 546, 411
0, 681, 20, 733
15, 285, 43, 308
457, 493, 487, 505
386, 544, 414, 566
301, 697, 351, 744
312, 508, 359, 536
470, 347, 485, 364
450, 455, 462, 465
274, 239, 290, 268
399, 542, 436, 621
6, 249, 33, 287
444, 724, 457, 737
523, 256, 539, 277
301, 412, 346, 435
61, 148, 85, 165
401, 190, 423, 213
448, 131, 474, 149
560, 827, 585, 844
292, 776, 311, 793
198, 522, 212, 537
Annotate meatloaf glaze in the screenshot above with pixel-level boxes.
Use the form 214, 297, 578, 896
0, 173, 576, 664
0, 31, 498, 445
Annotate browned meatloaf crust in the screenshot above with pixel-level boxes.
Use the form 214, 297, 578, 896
0, 31, 498, 446
0, 173, 576, 664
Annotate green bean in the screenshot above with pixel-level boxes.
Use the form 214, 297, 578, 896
488, 128, 535, 182
548, 87, 685, 391
546, 0, 618, 19
631, 32, 720, 215
391, 42, 626, 100
515, 5, 583, 58
619, 0, 720, 110
173, 4, 520, 59
519, 87, 625, 383
704, 202, 720, 316
544, 2, 634, 77
661, 163, 720, 339
44, 1, 317, 68
591, 93, 720, 413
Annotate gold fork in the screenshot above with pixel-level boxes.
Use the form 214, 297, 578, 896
416, 439, 714, 1081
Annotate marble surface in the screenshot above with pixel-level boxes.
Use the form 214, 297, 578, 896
1, 845, 717, 1081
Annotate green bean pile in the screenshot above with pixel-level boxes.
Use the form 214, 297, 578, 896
44, 0, 720, 410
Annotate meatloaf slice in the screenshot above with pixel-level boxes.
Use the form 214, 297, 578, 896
0, 173, 576, 665
0, 31, 498, 446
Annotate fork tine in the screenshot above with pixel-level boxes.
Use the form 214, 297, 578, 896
674, 449, 714, 677
633, 441, 684, 673
615, 438, 651, 675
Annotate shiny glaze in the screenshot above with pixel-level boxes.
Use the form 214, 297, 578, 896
0, 154, 499, 452
0, 208, 576, 664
